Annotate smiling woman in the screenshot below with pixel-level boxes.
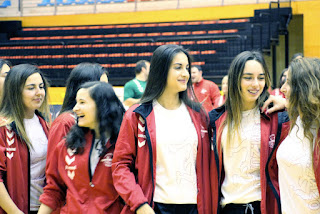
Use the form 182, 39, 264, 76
209, 51, 290, 214
112, 44, 212, 214
38, 81, 125, 214
0, 64, 50, 214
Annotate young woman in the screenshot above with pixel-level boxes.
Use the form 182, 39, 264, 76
38, 81, 125, 213
267, 57, 320, 214
46, 62, 108, 162
209, 51, 289, 214
0, 59, 11, 98
0, 64, 50, 214
112, 44, 211, 214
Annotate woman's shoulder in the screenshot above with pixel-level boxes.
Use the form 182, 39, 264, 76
52, 111, 76, 126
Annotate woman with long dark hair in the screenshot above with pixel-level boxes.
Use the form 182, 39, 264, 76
0, 64, 50, 214
38, 81, 125, 213
112, 44, 211, 214
47, 62, 108, 162
209, 51, 289, 214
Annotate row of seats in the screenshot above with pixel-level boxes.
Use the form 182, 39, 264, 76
22, 19, 249, 31
10, 29, 239, 41
0, 39, 227, 50
1, 18, 249, 86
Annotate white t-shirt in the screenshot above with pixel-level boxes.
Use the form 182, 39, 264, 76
24, 114, 48, 211
221, 107, 261, 206
153, 100, 198, 204
277, 116, 320, 214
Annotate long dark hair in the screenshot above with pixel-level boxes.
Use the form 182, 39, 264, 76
222, 51, 271, 147
140, 44, 201, 111
60, 62, 108, 114
0, 64, 50, 146
66, 81, 125, 156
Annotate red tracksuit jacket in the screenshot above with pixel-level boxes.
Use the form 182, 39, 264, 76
208, 106, 290, 214
40, 130, 123, 213
112, 101, 212, 214
0, 113, 49, 214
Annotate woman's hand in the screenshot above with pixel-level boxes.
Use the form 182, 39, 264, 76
136, 203, 155, 214
262, 95, 287, 114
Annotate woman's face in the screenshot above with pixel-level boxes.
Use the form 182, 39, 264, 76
0, 64, 10, 93
280, 69, 291, 107
165, 52, 190, 94
22, 73, 46, 118
240, 60, 266, 110
73, 88, 98, 131
221, 76, 228, 95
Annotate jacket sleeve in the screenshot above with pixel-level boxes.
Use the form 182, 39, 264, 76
39, 141, 67, 211
112, 111, 148, 212
210, 82, 221, 107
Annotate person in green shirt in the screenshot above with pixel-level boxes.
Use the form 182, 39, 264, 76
123, 60, 150, 108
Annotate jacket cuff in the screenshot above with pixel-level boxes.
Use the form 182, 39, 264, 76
134, 202, 149, 213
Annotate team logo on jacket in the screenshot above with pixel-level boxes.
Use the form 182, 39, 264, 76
65, 148, 76, 180
201, 89, 207, 94
269, 134, 275, 148
137, 116, 146, 148
5, 125, 15, 160
101, 153, 113, 167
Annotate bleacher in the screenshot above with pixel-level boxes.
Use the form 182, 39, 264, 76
0, 4, 292, 87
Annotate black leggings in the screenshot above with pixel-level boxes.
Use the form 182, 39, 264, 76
154, 202, 198, 214
221, 201, 261, 214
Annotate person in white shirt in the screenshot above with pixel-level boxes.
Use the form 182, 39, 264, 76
0, 64, 50, 214
272, 57, 320, 214
209, 51, 287, 214
112, 45, 211, 214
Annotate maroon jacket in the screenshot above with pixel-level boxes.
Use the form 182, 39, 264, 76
47, 111, 76, 162
0, 113, 49, 214
112, 102, 212, 214
193, 78, 221, 112
209, 106, 290, 214
40, 130, 123, 213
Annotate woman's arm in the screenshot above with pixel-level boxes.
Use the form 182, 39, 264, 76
112, 111, 149, 212
37, 203, 53, 214
0, 182, 23, 214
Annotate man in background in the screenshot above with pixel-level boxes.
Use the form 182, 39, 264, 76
123, 60, 150, 108
191, 65, 220, 112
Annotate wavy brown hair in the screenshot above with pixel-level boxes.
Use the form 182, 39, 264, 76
287, 57, 320, 145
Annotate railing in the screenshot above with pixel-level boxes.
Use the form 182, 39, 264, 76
1, 0, 278, 17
